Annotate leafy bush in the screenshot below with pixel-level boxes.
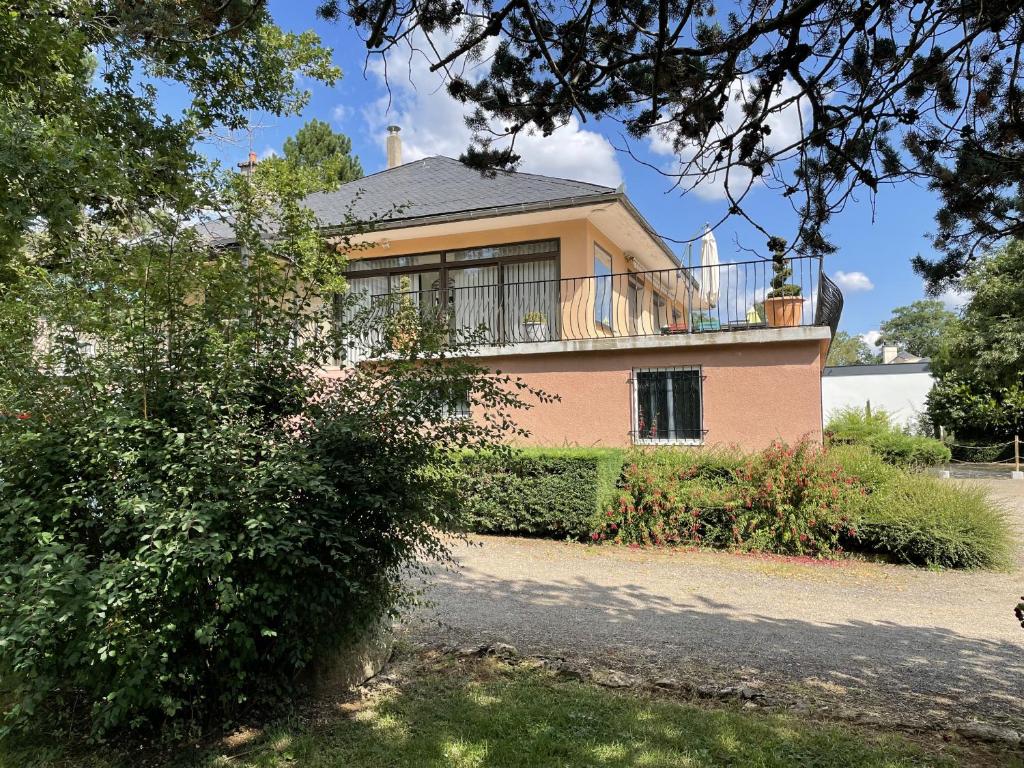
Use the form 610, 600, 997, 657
826, 407, 950, 467
825, 407, 893, 443
0, 164, 540, 739
858, 475, 1010, 569
865, 430, 951, 467
822, 444, 897, 491
598, 443, 861, 557
459, 448, 624, 537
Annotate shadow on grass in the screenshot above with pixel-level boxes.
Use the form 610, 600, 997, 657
406, 558, 1024, 727
210, 659, 979, 768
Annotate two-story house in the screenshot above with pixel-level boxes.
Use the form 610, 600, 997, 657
311, 128, 843, 450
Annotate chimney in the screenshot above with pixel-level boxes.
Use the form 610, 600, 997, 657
237, 150, 258, 178
386, 125, 402, 169
881, 344, 898, 364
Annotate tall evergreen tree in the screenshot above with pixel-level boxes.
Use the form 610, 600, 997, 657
283, 119, 363, 186
320, 0, 1024, 287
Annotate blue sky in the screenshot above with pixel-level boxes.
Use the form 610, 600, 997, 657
187, 2, 964, 345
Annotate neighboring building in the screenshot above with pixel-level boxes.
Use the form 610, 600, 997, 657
305, 129, 845, 451
822, 362, 934, 430
880, 344, 926, 364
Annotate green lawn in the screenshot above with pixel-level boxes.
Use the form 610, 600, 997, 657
3, 655, 1016, 768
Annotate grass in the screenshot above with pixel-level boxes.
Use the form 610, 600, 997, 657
5, 653, 1016, 768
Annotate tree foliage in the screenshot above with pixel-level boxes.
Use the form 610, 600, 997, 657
877, 299, 957, 360
0, 1, 339, 280
0, 162, 542, 738
826, 331, 878, 366
283, 118, 364, 186
322, 0, 1024, 285
927, 240, 1024, 444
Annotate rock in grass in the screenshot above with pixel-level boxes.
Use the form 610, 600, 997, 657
590, 669, 642, 688
955, 722, 1022, 746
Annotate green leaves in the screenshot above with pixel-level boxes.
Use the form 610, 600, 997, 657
0, 156, 542, 740
0, 0, 338, 280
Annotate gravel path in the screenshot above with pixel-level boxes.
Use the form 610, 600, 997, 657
403, 480, 1024, 729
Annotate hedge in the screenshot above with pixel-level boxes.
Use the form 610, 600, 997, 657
458, 448, 625, 538
825, 407, 951, 467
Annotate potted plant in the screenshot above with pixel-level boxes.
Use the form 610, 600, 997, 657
762, 237, 804, 328
521, 310, 549, 342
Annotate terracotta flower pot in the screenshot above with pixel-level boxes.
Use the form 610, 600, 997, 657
763, 295, 805, 327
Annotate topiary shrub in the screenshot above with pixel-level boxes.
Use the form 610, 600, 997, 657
857, 475, 1010, 569
459, 448, 625, 538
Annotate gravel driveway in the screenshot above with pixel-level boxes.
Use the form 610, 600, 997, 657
403, 479, 1024, 729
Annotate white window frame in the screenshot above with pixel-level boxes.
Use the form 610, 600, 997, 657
631, 366, 704, 445
594, 244, 614, 331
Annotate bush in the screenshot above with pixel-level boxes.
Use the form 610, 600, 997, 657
822, 444, 898, 491
0, 165, 541, 739
866, 430, 951, 468
858, 475, 1011, 568
826, 407, 893, 443
597, 443, 861, 557
459, 448, 625, 538
826, 407, 950, 467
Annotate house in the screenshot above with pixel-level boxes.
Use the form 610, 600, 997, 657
822, 361, 934, 430
318, 129, 844, 450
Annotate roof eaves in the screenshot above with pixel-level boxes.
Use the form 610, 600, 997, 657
319, 191, 622, 237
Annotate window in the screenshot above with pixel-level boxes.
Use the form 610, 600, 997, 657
632, 367, 702, 443
440, 396, 472, 420
594, 245, 613, 329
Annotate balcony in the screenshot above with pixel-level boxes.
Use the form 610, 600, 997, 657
338, 255, 843, 359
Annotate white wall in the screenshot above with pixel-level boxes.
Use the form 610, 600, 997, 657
822, 365, 934, 430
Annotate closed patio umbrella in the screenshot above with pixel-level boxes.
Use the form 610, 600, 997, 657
699, 225, 720, 307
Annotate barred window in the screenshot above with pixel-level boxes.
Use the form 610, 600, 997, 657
632, 367, 702, 443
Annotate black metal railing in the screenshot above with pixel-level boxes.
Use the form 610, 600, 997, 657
338, 255, 842, 359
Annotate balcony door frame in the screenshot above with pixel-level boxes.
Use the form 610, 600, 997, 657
343, 238, 562, 342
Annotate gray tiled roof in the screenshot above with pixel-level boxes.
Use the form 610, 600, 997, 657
305, 155, 617, 228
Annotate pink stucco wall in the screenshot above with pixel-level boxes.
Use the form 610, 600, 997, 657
480, 341, 824, 451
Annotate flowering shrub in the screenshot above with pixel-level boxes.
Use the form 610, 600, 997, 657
596, 442, 866, 557
733, 441, 864, 556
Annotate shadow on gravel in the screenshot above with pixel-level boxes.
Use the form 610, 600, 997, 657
410, 564, 1024, 726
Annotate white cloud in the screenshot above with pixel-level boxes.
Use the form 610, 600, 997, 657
331, 104, 350, 125
833, 270, 875, 292
935, 285, 969, 311
363, 31, 622, 187
860, 329, 882, 347
647, 76, 809, 201
258, 146, 278, 160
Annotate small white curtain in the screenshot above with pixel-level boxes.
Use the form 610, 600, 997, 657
502, 260, 558, 341
451, 266, 499, 343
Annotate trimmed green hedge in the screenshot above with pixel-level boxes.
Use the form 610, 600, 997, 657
459, 448, 625, 538
825, 407, 951, 467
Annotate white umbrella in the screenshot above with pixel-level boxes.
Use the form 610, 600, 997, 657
699, 225, 720, 307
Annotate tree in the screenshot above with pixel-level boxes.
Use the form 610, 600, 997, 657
927, 240, 1024, 452
0, 1, 338, 281
877, 299, 957, 360
283, 118, 364, 185
0, 160, 543, 738
320, 0, 1024, 287
826, 331, 878, 366
935, 240, 1024, 388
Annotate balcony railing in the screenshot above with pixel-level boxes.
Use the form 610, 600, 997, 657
338, 255, 842, 358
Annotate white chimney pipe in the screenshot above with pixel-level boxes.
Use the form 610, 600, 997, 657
882, 345, 898, 364
386, 125, 402, 169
